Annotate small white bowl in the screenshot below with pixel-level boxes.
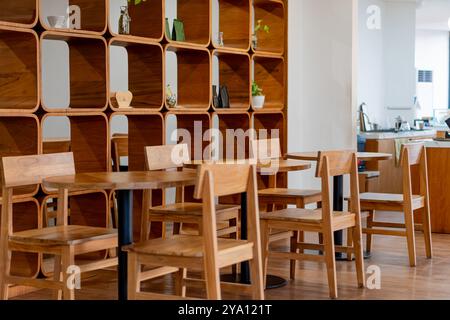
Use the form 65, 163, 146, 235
47, 16, 67, 28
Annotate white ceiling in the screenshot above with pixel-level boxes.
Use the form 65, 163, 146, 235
416, 0, 450, 30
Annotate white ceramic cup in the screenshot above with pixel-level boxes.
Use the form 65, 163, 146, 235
47, 16, 67, 28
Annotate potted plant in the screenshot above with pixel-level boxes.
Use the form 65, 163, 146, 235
252, 81, 265, 109
252, 19, 270, 49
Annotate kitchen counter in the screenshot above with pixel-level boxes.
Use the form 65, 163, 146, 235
426, 140, 450, 148
359, 129, 436, 140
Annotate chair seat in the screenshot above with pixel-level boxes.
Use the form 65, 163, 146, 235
260, 208, 355, 226
149, 202, 239, 216
359, 193, 424, 210
259, 188, 321, 198
10, 225, 117, 246
125, 235, 251, 258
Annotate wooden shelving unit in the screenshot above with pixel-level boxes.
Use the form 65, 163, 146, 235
109, 0, 164, 41
252, 110, 286, 189
212, 49, 250, 111
212, 0, 250, 52
165, 44, 211, 110
109, 38, 164, 112
252, 54, 285, 111
0, 0, 39, 28
166, 0, 211, 47
39, 0, 107, 35
0, 114, 40, 198
0, 0, 289, 284
0, 26, 40, 113
252, 0, 285, 55
41, 31, 108, 113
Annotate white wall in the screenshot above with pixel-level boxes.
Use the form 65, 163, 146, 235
416, 29, 449, 110
288, 0, 356, 190
358, 0, 417, 128
358, 0, 385, 126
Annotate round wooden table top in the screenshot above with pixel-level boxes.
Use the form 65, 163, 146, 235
43, 171, 198, 191
286, 151, 392, 162
184, 159, 312, 173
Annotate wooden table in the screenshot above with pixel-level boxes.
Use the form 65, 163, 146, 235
185, 159, 312, 287
43, 171, 197, 301
286, 151, 393, 260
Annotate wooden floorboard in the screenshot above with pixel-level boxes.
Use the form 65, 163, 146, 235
11, 212, 450, 300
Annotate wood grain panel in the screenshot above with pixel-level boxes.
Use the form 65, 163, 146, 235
213, 50, 250, 110
109, 39, 163, 111
426, 147, 450, 233
0, 115, 40, 198
214, 0, 250, 51
253, 0, 285, 55
171, 0, 210, 47
0, 199, 41, 278
0, 0, 38, 28
0, 27, 39, 112
252, 54, 285, 111
166, 44, 211, 110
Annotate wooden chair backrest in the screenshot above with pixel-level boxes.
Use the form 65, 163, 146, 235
1, 152, 75, 188
111, 134, 128, 172
316, 151, 361, 228
400, 142, 429, 201
250, 138, 281, 161
194, 163, 261, 292
145, 144, 190, 171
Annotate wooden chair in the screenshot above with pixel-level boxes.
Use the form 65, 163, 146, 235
141, 144, 239, 241
110, 134, 129, 230
358, 171, 380, 193
250, 138, 322, 279
111, 133, 128, 173
355, 142, 432, 266
126, 163, 264, 300
260, 150, 365, 299
0, 153, 118, 300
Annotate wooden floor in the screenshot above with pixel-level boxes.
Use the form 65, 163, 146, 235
11, 212, 450, 300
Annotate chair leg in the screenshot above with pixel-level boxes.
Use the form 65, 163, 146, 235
346, 228, 353, 261
203, 266, 221, 300
61, 246, 75, 300
422, 202, 433, 259
260, 220, 270, 288
290, 231, 300, 280
127, 252, 139, 300
53, 255, 62, 300
323, 228, 338, 299
249, 256, 265, 300
404, 208, 417, 267
175, 268, 187, 297
352, 226, 365, 288
0, 248, 11, 300
230, 217, 238, 276
366, 210, 374, 253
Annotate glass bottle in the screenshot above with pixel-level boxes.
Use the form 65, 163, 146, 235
118, 6, 131, 35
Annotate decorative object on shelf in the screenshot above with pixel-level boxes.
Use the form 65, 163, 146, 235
172, 19, 185, 41
166, 84, 177, 108
252, 81, 265, 109
47, 15, 66, 28
219, 85, 230, 108
252, 19, 270, 49
67, 5, 81, 29
165, 18, 171, 40
217, 32, 224, 46
213, 85, 221, 108
118, 6, 131, 35
116, 91, 133, 108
